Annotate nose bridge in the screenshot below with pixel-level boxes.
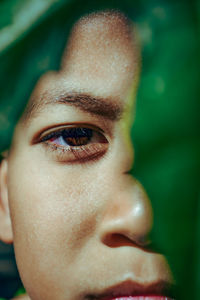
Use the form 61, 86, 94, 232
99, 175, 153, 248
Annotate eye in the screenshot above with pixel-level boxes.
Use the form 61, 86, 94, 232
38, 125, 108, 163
46, 127, 96, 146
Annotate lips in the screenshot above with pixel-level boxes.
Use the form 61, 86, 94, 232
87, 279, 176, 300
101, 297, 174, 300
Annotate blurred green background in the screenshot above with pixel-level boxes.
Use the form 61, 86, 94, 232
0, 0, 199, 299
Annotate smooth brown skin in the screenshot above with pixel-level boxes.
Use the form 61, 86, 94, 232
0, 11, 173, 300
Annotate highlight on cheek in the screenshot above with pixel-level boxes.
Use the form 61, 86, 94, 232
36, 125, 109, 163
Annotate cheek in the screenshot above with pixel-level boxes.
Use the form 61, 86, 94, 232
7, 145, 119, 298
7, 156, 105, 276
7, 155, 110, 298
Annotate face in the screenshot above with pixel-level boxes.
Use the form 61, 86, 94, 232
0, 11, 174, 300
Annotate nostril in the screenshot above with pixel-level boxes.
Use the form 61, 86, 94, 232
102, 233, 140, 248
102, 233, 152, 249
102, 233, 134, 248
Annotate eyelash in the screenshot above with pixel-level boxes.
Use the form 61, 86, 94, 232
38, 125, 109, 163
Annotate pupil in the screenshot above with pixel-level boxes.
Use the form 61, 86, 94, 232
63, 128, 93, 146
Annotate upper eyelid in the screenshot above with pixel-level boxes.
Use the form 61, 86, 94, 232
39, 130, 63, 142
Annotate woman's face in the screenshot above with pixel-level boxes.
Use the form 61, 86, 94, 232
1, 11, 174, 300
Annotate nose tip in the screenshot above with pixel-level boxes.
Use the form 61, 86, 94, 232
99, 178, 153, 249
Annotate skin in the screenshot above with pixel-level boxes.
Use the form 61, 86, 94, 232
0, 11, 173, 300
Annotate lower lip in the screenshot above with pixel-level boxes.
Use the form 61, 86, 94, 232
104, 297, 173, 300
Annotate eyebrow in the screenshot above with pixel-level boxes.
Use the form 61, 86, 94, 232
22, 92, 124, 123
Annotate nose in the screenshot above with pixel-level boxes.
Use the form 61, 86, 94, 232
99, 176, 153, 248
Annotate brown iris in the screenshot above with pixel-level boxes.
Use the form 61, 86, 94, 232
62, 128, 93, 146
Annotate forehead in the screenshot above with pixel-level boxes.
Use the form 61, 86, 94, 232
66, 11, 139, 96
22, 11, 139, 123
61, 11, 138, 84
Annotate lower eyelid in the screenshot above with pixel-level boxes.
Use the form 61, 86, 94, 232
43, 141, 108, 163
